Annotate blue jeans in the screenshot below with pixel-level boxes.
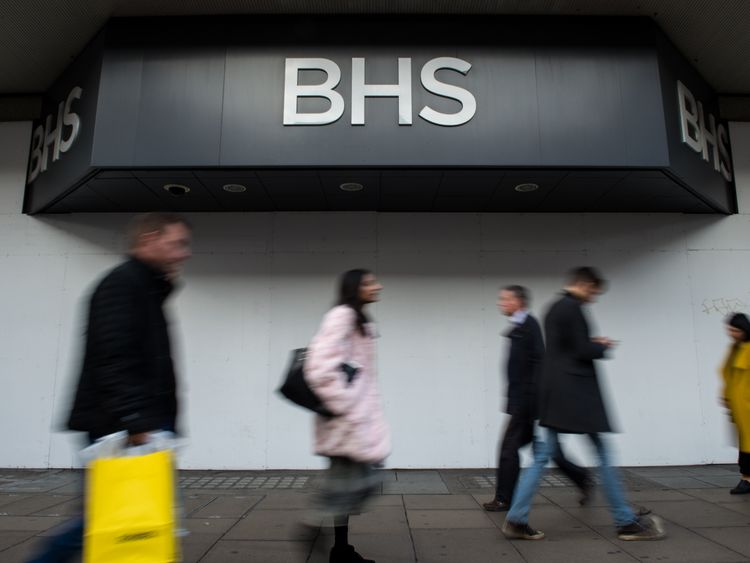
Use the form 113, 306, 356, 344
26, 516, 83, 563
506, 428, 636, 527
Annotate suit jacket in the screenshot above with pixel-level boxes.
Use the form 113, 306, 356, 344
505, 313, 544, 417
67, 257, 178, 439
538, 291, 612, 433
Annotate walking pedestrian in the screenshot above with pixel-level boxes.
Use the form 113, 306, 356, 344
26, 212, 192, 563
501, 267, 666, 541
720, 313, 750, 495
304, 269, 391, 563
484, 285, 591, 512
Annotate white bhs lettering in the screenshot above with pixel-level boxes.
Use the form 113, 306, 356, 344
677, 80, 732, 182
27, 86, 83, 184
283, 57, 476, 127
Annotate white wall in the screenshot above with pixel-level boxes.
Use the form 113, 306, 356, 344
2, 120, 750, 469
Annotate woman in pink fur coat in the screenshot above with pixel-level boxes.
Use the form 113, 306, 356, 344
305, 269, 391, 563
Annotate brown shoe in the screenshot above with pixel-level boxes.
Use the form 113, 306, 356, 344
482, 499, 510, 512
616, 515, 666, 541
501, 520, 545, 540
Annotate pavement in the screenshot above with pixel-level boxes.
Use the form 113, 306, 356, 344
1, 464, 749, 562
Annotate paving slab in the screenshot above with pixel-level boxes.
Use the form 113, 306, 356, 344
183, 493, 218, 515
383, 471, 449, 494
720, 501, 750, 517
626, 488, 696, 502
685, 488, 750, 503
695, 475, 747, 487
471, 492, 551, 508
184, 517, 239, 536
645, 499, 750, 528
0, 530, 37, 551
368, 494, 404, 507
404, 494, 478, 510
189, 494, 263, 518
0, 516, 68, 532
694, 525, 750, 558
32, 497, 82, 517
509, 531, 634, 563
628, 466, 703, 477
408, 508, 495, 529
254, 491, 316, 510
538, 487, 598, 507
222, 509, 306, 541
180, 532, 224, 563
647, 476, 717, 489
683, 466, 739, 476
412, 528, 525, 563
0, 494, 76, 516
199, 539, 311, 563
0, 494, 29, 509
348, 506, 410, 535
0, 537, 48, 563
562, 505, 620, 528
603, 520, 750, 563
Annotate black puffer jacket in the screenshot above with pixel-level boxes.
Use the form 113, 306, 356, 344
67, 257, 178, 440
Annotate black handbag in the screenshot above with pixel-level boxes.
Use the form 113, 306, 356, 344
278, 348, 359, 417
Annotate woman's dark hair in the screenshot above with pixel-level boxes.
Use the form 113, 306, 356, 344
337, 269, 372, 336
727, 313, 750, 342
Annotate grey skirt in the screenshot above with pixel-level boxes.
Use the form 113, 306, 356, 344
314, 456, 382, 519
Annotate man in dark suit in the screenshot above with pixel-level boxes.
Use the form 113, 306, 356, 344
502, 268, 666, 542
484, 285, 590, 512
27, 212, 192, 563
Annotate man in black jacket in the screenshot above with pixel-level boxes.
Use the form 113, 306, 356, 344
502, 268, 665, 542
27, 212, 192, 563
484, 285, 590, 512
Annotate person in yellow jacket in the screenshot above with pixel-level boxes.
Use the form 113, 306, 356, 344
722, 313, 750, 495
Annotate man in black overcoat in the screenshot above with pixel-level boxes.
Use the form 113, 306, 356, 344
483, 285, 590, 512
27, 212, 192, 563
502, 267, 666, 542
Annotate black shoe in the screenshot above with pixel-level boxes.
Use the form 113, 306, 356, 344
730, 480, 750, 495
482, 498, 510, 512
501, 520, 545, 540
616, 515, 666, 541
330, 544, 375, 563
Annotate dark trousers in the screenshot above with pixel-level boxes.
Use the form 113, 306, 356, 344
25, 434, 95, 563
740, 451, 750, 476
495, 408, 589, 503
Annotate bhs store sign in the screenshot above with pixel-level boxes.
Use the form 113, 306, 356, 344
283, 57, 476, 127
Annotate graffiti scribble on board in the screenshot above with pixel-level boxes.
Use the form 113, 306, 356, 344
701, 298, 747, 316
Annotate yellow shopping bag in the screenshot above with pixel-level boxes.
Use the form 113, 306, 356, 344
84, 450, 177, 563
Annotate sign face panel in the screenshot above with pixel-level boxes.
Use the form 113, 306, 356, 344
208, 47, 670, 169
